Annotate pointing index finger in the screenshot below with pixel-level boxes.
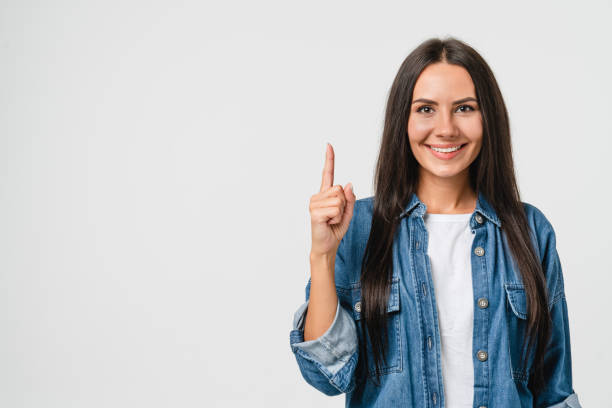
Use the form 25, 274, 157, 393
320, 143, 334, 192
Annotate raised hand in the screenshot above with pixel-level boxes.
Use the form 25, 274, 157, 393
309, 143, 356, 258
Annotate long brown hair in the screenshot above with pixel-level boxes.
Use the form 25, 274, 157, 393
359, 36, 551, 396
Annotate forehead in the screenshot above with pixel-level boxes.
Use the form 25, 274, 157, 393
412, 62, 476, 100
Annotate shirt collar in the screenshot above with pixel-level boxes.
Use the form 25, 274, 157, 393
398, 190, 501, 228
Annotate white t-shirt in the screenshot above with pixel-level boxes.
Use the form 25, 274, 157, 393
423, 212, 475, 408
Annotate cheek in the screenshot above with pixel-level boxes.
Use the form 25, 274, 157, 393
463, 116, 483, 141
407, 117, 432, 141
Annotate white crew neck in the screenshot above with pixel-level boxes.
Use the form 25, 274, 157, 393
424, 212, 472, 222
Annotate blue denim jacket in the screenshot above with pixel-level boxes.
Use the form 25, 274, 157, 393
289, 191, 582, 407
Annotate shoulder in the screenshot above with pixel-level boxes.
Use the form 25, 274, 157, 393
520, 201, 566, 305
354, 195, 374, 216
521, 201, 555, 235
520, 201, 558, 257
344, 195, 375, 239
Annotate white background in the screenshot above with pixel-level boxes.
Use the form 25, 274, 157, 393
1, 1, 610, 406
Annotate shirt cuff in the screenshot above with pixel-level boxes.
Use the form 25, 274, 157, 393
545, 392, 582, 408
290, 298, 358, 376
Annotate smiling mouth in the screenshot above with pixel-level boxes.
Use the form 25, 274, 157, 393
425, 143, 467, 153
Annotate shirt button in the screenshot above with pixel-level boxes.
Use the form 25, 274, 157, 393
478, 406, 487, 408
475, 213, 484, 224
474, 246, 485, 256
354, 301, 361, 313
432, 392, 437, 404
416, 241, 420, 249
478, 298, 489, 309
427, 336, 432, 349
477, 350, 488, 361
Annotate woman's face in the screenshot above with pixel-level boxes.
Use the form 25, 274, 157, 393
407, 62, 483, 182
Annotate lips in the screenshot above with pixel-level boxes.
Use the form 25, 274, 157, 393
425, 143, 467, 160
425, 143, 467, 150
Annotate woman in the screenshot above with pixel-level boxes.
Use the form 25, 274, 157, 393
289, 37, 582, 407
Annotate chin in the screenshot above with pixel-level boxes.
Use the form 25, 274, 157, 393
423, 165, 469, 179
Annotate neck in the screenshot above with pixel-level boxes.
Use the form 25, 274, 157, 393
416, 168, 477, 214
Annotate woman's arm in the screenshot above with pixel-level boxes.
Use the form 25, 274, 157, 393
531, 223, 582, 408
303, 252, 339, 341
289, 238, 359, 396
289, 143, 359, 395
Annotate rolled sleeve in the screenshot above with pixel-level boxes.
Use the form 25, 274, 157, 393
289, 298, 359, 395
544, 391, 581, 407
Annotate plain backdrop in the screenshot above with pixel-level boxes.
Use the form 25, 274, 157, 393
1, 0, 610, 407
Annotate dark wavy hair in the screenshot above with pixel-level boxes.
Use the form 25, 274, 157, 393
358, 36, 551, 396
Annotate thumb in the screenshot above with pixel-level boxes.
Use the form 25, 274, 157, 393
340, 182, 356, 230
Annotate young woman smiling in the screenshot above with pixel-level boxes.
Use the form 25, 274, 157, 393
289, 37, 581, 408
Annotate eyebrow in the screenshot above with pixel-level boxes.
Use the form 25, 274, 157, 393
412, 97, 479, 105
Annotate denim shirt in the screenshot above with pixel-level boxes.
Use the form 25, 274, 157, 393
289, 191, 582, 408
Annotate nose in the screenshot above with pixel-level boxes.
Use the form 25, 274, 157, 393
434, 110, 457, 138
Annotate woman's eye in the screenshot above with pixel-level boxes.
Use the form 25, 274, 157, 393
416, 106, 432, 113
457, 105, 475, 112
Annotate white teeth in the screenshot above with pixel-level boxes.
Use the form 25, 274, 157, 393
430, 145, 463, 153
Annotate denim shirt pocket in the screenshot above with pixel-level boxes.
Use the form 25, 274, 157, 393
348, 277, 403, 378
504, 282, 532, 383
